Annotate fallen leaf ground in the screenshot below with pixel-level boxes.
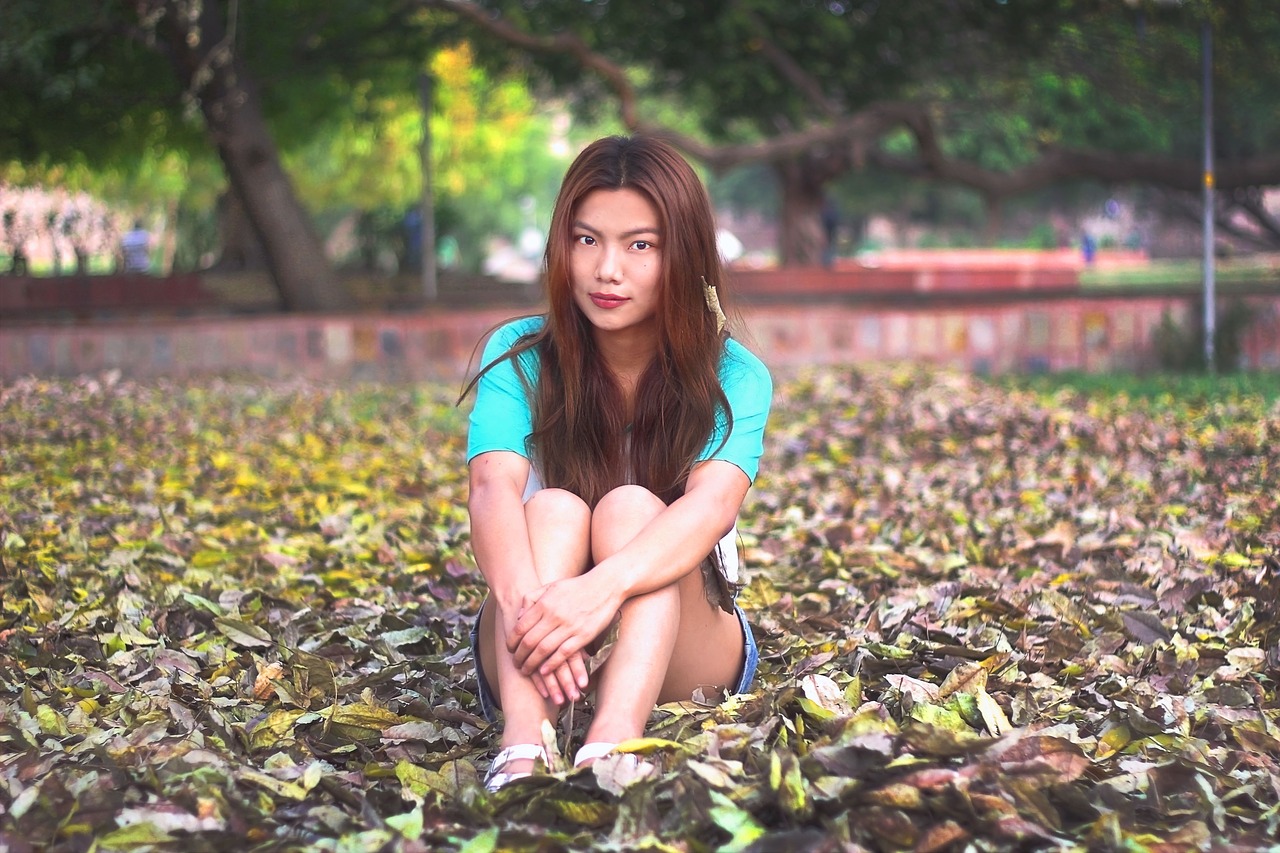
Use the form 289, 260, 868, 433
1, 368, 1278, 852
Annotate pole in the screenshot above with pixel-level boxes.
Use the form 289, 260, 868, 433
1201, 18, 1215, 373
419, 72, 438, 303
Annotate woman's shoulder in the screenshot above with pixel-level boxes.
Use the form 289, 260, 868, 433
494, 315, 545, 343
482, 315, 546, 361
719, 338, 771, 388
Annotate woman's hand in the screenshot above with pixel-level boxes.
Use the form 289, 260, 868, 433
494, 597, 588, 705
531, 653, 591, 705
508, 571, 621, 680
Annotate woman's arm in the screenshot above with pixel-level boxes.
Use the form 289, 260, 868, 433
468, 450, 541, 614
470, 450, 592, 703
508, 459, 750, 676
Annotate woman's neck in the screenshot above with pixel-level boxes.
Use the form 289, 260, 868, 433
593, 328, 657, 406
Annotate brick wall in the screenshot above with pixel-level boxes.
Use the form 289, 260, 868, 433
2, 294, 1278, 381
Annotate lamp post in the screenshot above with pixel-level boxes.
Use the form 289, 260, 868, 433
1201, 18, 1215, 373
420, 71, 438, 303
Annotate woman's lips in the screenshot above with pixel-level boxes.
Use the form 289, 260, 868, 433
590, 293, 628, 309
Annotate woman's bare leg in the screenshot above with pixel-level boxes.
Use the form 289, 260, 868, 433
478, 488, 592, 771
581, 485, 746, 747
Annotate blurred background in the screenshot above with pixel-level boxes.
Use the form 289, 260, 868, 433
2, 0, 1279, 373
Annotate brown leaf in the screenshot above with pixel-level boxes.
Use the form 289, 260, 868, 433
937, 662, 987, 700
253, 661, 286, 700
988, 735, 1089, 783
914, 820, 970, 853
865, 783, 924, 810
1119, 610, 1173, 645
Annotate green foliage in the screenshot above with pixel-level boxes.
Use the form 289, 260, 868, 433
0, 1, 571, 272
2, 367, 1278, 848
0, 1, 199, 169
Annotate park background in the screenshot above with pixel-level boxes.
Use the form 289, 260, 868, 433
3, 2, 1280, 852
4, 0, 1280, 379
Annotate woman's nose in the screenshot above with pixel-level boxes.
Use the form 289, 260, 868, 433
596, 246, 622, 282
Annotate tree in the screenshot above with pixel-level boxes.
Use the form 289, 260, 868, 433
414, 0, 1280, 263
284, 42, 572, 274
143, 0, 353, 310
0, 0, 351, 308
1, 0, 583, 302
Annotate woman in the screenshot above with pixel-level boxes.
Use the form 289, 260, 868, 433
463, 135, 772, 790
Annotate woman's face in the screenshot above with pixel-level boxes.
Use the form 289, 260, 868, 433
569, 188, 663, 343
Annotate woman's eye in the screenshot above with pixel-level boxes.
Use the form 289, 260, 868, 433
575, 235, 596, 246
633, 240, 654, 251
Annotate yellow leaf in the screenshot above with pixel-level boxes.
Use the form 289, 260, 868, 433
796, 696, 838, 722
247, 709, 307, 750
214, 617, 273, 648
190, 549, 230, 568
545, 797, 615, 827
37, 704, 68, 736
322, 703, 405, 730
708, 789, 766, 852
386, 806, 424, 840
614, 736, 690, 755
234, 467, 263, 489
98, 821, 173, 849
975, 689, 1013, 736
800, 673, 853, 716
238, 769, 309, 800
1096, 723, 1131, 760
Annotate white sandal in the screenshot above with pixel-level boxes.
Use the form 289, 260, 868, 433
573, 742, 620, 768
484, 744, 549, 791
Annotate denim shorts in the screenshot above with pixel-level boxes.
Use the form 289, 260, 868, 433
469, 600, 760, 723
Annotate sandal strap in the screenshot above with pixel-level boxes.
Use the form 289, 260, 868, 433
484, 770, 532, 792
491, 743, 549, 768
573, 742, 620, 767
484, 743, 551, 792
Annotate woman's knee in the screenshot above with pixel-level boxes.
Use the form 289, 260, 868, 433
525, 487, 591, 525
591, 485, 666, 559
594, 485, 665, 525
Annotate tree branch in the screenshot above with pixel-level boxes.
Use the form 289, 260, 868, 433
411, 0, 918, 173
873, 103, 1280, 199
1158, 189, 1280, 251
417, 0, 1280, 196
411, 0, 650, 132
1235, 187, 1280, 244
729, 0, 841, 119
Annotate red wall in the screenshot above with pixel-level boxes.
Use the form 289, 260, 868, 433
4, 293, 1277, 381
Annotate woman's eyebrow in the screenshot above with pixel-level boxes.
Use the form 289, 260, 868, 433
572, 220, 661, 238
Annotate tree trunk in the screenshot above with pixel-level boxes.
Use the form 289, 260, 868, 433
776, 160, 828, 266
152, 0, 350, 311
983, 196, 1005, 245
212, 189, 267, 270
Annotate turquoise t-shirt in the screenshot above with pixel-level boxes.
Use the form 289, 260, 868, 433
466, 316, 772, 483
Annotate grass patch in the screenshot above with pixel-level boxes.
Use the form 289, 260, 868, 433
1002, 368, 1280, 406
1080, 256, 1280, 291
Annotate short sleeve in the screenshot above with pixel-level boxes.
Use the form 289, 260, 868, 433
698, 340, 772, 482
466, 318, 543, 463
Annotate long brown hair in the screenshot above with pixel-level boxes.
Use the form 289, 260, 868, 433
467, 135, 732, 509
